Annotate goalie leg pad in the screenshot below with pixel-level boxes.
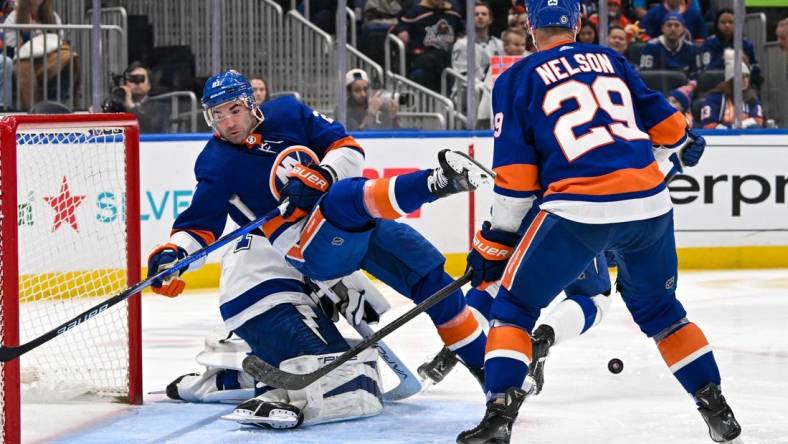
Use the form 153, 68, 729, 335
280, 347, 384, 425
166, 368, 257, 403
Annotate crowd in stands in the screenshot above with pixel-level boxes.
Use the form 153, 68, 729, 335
348, 0, 783, 130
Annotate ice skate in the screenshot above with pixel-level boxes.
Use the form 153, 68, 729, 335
418, 346, 459, 385
221, 397, 304, 429
695, 382, 742, 443
428, 150, 494, 198
528, 324, 555, 396
456, 387, 528, 444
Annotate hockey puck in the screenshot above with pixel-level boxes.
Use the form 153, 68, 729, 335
608, 358, 624, 374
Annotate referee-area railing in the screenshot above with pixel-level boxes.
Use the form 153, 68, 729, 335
149, 91, 200, 133
441, 68, 486, 130
283, 10, 335, 114
388, 73, 455, 130
744, 13, 766, 68
761, 42, 787, 129
0, 23, 126, 112
384, 33, 407, 78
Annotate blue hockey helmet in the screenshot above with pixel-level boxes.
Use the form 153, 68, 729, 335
201, 70, 259, 127
527, 0, 581, 30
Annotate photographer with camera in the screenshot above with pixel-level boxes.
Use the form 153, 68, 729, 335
102, 61, 170, 133
340, 68, 401, 131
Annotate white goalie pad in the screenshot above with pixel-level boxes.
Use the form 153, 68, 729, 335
195, 329, 251, 371
270, 347, 384, 425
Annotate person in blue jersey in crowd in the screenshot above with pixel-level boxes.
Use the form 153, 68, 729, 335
641, 0, 705, 43
639, 12, 702, 80
454, 0, 741, 442
699, 8, 761, 88
148, 70, 493, 429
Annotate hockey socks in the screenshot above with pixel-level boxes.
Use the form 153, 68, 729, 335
483, 324, 533, 397
436, 306, 487, 369
656, 321, 721, 395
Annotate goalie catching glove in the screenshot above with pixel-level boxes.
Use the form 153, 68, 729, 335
147, 243, 188, 297
466, 221, 520, 288
281, 163, 335, 219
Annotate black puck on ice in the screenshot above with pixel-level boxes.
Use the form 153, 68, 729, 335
608, 358, 624, 374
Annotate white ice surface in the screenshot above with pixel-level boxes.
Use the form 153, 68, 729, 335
22, 269, 788, 443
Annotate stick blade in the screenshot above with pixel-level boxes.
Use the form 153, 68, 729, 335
0, 346, 20, 363
242, 355, 312, 391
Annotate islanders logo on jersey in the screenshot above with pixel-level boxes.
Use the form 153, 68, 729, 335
269, 145, 321, 200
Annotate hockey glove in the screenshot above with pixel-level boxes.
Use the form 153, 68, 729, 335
680, 129, 705, 167
280, 163, 335, 219
147, 243, 188, 297
466, 221, 520, 288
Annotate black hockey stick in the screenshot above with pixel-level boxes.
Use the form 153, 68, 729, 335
243, 269, 472, 390
0, 210, 279, 363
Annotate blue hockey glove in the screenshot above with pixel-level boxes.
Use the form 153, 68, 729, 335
147, 243, 188, 297
466, 221, 520, 288
680, 129, 705, 167
280, 163, 335, 219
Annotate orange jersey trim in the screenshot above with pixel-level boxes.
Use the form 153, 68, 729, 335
657, 323, 710, 368
438, 307, 481, 347
540, 38, 575, 51
363, 178, 403, 220
326, 136, 364, 154
544, 161, 664, 197
648, 111, 687, 146
485, 325, 533, 361
502, 210, 547, 289
493, 164, 540, 192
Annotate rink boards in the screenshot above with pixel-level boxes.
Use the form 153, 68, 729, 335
21, 130, 788, 286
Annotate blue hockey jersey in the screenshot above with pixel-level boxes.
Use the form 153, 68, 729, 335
639, 36, 701, 79
171, 96, 362, 250
491, 39, 687, 224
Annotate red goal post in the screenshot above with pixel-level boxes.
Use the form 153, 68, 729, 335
0, 114, 141, 444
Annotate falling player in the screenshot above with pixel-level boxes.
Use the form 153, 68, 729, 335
147, 70, 492, 428
455, 0, 742, 442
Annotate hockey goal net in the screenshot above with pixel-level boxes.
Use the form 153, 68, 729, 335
0, 114, 141, 443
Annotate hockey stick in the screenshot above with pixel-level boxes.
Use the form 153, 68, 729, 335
228, 194, 423, 400
355, 321, 422, 401
0, 210, 279, 363
243, 270, 472, 391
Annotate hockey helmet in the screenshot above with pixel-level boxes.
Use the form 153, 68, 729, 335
527, 0, 580, 30
201, 70, 259, 127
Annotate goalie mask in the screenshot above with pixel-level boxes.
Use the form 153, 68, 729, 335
202, 70, 264, 129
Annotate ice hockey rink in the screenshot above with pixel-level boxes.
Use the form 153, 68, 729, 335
24, 269, 788, 444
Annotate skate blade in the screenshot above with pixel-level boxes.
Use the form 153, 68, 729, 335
445, 151, 495, 188
221, 411, 300, 429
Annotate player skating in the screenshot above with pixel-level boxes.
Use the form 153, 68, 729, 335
147, 70, 493, 429
454, 0, 741, 442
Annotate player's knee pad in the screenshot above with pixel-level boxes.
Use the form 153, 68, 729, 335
278, 347, 384, 425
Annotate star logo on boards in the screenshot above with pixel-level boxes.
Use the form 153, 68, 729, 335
43, 176, 86, 232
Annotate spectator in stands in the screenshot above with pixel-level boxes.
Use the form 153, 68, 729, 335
488, 0, 514, 38
642, 0, 705, 43
578, 18, 598, 44
452, 2, 503, 82
250, 76, 269, 105
393, 0, 464, 92
507, 5, 527, 31
102, 61, 170, 134
639, 12, 701, 79
589, 0, 632, 31
667, 83, 695, 127
700, 60, 763, 129
5, 0, 77, 111
362, 0, 411, 65
775, 17, 788, 53
608, 25, 630, 55
501, 27, 529, 57
700, 8, 761, 88
340, 68, 399, 130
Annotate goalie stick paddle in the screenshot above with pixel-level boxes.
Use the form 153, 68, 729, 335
0, 209, 280, 363
243, 270, 472, 391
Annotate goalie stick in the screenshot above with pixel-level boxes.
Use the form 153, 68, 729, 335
0, 208, 280, 362
242, 270, 472, 391
228, 194, 423, 401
